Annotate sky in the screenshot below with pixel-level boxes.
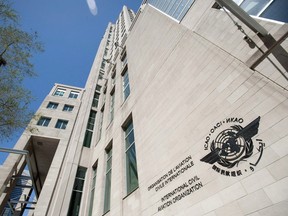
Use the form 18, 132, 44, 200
0, 0, 143, 163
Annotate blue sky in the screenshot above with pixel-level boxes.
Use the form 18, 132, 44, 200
0, 0, 142, 163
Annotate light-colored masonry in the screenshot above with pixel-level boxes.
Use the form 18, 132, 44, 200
1, 1, 288, 216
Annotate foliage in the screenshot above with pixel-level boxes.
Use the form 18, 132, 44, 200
0, 0, 43, 139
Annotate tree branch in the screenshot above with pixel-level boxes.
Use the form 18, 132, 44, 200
0, 41, 14, 57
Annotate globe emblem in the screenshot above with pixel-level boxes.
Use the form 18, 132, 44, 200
212, 128, 246, 162
201, 117, 261, 174
208, 125, 254, 168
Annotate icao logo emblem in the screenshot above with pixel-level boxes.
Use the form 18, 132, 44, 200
200, 116, 265, 177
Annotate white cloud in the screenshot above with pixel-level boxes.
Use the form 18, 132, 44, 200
86, 0, 98, 16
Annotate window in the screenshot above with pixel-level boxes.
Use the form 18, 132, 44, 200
99, 70, 105, 80
67, 167, 87, 216
63, 104, 74, 112
92, 92, 100, 108
53, 88, 66, 96
55, 119, 68, 129
47, 102, 58, 109
97, 109, 104, 142
121, 52, 127, 67
103, 147, 112, 214
37, 117, 51, 127
112, 76, 116, 87
111, 68, 116, 86
122, 70, 130, 101
104, 48, 109, 56
103, 81, 107, 94
96, 85, 102, 92
124, 120, 139, 194
147, 0, 195, 21
101, 61, 106, 70
109, 92, 115, 123
234, 0, 272, 16
260, 0, 288, 23
102, 91, 107, 106
87, 112, 96, 131
88, 163, 97, 216
83, 111, 97, 148
69, 91, 79, 99
230, 0, 288, 23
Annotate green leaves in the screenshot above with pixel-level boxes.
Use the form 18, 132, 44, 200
0, 0, 18, 24
0, 0, 43, 139
0, 26, 43, 76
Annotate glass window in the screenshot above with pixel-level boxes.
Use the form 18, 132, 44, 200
168, 0, 182, 16
103, 147, 112, 214
123, 70, 130, 101
53, 88, 66, 96
230, 0, 288, 22
261, 0, 288, 22
83, 131, 93, 147
68, 167, 87, 216
88, 164, 97, 216
92, 92, 100, 108
103, 82, 107, 94
104, 48, 108, 56
124, 121, 139, 194
96, 85, 102, 92
234, 0, 243, 4
109, 93, 115, 123
102, 91, 107, 106
164, 0, 177, 12
101, 61, 106, 70
99, 70, 105, 80
47, 102, 58, 109
177, 0, 195, 20
69, 91, 79, 99
97, 110, 104, 142
87, 111, 96, 131
112, 76, 116, 87
111, 68, 116, 86
121, 52, 127, 67
83, 111, 97, 148
55, 119, 68, 129
148, 0, 195, 21
240, 0, 272, 16
63, 104, 74, 112
37, 117, 51, 127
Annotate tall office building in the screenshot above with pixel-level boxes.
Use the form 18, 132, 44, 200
1, 1, 288, 215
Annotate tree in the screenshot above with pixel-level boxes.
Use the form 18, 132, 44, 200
0, 0, 43, 139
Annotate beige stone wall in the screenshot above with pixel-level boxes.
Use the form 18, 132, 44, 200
0, 83, 84, 215
83, 3, 288, 216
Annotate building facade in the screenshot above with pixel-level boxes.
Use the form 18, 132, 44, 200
1, 1, 288, 216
